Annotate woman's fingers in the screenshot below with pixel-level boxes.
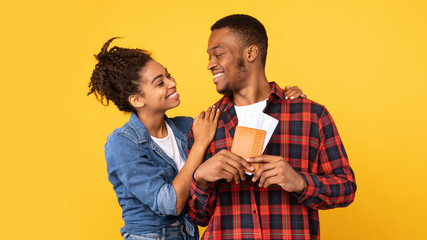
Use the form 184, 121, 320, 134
199, 111, 206, 119
213, 107, 220, 124
204, 106, 212, 119
197, 105, 220, 123
209, 106, 216, 121
284, 86, 306, 100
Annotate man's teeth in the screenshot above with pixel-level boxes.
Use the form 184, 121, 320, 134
167, 92, 178, 99
214, 73, 223, 78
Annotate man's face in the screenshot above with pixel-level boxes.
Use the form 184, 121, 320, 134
207, 28, 248, 94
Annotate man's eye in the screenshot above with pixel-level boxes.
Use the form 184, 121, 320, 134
215, 53, 224, 58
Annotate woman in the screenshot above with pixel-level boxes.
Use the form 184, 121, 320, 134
88, 38, 306, 240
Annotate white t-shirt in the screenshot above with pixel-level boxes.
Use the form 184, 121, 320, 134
151, 122, 185, 171
234, 99, 268, 126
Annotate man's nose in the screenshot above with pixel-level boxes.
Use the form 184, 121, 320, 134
207, 58, 217, 71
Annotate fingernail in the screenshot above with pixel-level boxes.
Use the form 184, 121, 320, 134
286, 96, 289, 100
249, 166, 254, 171
290, 96, 294, 100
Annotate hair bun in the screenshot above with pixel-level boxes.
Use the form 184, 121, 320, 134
95, 37, 121, 60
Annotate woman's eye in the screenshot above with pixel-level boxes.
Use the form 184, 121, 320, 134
157, 81, 164, 87
166, 74, 172, 79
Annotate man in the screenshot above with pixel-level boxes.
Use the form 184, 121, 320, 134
187, 14, 356, 240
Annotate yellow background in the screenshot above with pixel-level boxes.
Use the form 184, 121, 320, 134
1, 0, 426, 239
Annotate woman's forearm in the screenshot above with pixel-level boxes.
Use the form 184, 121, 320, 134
172, 141, 209, 215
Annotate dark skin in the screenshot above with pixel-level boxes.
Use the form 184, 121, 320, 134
194, 27, 306, 194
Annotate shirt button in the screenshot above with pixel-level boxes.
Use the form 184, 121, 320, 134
253, 210, 256, 214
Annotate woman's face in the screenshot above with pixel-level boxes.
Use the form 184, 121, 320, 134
138, 60, 180, 113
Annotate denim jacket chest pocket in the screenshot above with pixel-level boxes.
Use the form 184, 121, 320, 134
147, 143, 179, 182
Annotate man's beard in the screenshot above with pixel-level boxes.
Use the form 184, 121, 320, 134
218, 57, 247, 95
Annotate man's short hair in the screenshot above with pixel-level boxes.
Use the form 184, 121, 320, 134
211, 14, 268, 67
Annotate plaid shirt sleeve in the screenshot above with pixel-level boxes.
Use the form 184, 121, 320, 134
297, 107, 356, 210
187, 127, 218, 226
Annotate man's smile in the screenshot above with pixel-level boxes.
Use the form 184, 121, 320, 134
213, 72, 224, 83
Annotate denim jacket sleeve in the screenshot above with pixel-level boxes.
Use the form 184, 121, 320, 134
105, 132, 178, 216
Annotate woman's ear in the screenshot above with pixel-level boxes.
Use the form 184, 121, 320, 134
128, 94, 144, 108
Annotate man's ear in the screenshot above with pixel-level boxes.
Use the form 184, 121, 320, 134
128, 94, 145, 108
246, 45, 259, 63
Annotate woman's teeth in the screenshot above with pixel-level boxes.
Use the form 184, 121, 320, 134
167, 92, 178, 99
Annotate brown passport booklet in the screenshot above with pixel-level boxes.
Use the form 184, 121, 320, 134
231, 126, 266, 173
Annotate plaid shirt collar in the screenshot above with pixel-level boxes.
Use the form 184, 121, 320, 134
218, 81, 286, 112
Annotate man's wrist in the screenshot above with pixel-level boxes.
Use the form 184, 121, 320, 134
294, 173, 307, 194
194, 169, 209, 189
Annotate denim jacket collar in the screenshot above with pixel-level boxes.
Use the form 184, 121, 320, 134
128, 113, 188, 144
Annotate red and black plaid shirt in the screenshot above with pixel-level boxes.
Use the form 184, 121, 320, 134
187, 82, 356, 240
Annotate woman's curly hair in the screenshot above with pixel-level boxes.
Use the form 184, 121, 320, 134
88, 37, 152, 113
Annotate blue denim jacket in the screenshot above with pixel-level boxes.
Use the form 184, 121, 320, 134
104, 113, 197, 237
